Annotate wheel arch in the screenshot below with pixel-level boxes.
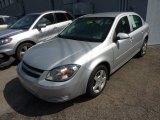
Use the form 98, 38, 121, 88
84, 60, 111, 91
143, 33, 149, 43
15, 40, 36, 53
13, 40, 36, 58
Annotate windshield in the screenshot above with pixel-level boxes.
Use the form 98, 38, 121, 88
58, 17, 115, 42
10, 14, 39, 29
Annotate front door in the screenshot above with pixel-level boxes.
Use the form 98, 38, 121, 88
112, 16, 133, 69
32, 13, 57, 42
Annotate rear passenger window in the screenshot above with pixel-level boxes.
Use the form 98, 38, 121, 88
129, 15, 143, 31
55, 13, 67, 22
65, 13, 74, 20
116, 16, 131, 34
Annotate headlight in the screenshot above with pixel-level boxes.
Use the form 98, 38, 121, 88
46, 64, 81, 82
0, 38, 12, 45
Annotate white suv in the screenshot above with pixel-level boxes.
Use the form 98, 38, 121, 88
0, 11, 74, 61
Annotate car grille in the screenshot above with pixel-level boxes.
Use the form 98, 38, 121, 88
22, 62, 44, 78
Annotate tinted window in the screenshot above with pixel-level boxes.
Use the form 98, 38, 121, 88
58, 17, 115, 42
129, 15, 143, 31
10, 14, 39, 29
37, 14, 55, 26
55, 13, 67, 22
0, 18, 5, 25
66, 13, 74, 20
116, 16, 130, 34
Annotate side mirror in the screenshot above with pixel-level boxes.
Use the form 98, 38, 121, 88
37, 24, 47, 30
115, 33, 130, 41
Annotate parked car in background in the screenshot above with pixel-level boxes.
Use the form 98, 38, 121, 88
0, 11, 74, 61
17, 12, 149, 102
0, 15, 17, 30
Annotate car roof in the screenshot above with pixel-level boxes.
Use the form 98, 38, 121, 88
28, 10, 67, 16
81, 12, 137, 18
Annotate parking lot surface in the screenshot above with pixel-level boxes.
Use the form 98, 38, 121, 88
0, 46, 160, 120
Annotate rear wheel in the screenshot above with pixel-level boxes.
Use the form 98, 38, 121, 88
137, 39, 147, 57
86, 65, 109, 98
16, 43, 33, 61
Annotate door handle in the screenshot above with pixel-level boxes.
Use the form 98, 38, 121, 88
54, 27, 58, 30
130, 37, 133, 42
141, 31, 144, 34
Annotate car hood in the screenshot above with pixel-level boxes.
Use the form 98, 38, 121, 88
23, 38, 101, 70
0, 29, 24, 38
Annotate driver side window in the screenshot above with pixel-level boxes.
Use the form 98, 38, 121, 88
116, 16, 131, 34
36, 14, 55, 26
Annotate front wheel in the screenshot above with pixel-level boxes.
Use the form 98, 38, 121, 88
16, 43, 33, 61
86, 65, 109, 98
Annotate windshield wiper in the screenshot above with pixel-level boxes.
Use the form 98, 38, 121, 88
58, 35, 81, 40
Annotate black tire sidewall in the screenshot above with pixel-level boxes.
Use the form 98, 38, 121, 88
137, 39, 147, 57
16, 43, 33, 61
140, 40, 147, 57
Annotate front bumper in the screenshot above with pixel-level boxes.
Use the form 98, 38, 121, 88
0, 43, 15, 56
17, 63, 88, 102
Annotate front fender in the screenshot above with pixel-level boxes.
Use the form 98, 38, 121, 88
82, 45, 114, 92
13, 39, 36, 54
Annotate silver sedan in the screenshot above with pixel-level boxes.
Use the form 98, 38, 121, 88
17, 12, 149, 102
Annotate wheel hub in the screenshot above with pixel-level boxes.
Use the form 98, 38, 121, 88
93, 70, 107, 93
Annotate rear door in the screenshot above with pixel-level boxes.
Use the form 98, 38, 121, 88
128, 15, 144, 53
113, 16, 133, 69
53, 13, 72, 34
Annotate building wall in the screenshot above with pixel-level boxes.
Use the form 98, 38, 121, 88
146, 0, 160, 45
23, 0, 52, 14
54, 0, 148, 19
0, 0, 159, 45
79, 0, 120, 13
0, 0, 53, 17
127, 0, 148, 20
80, 0, 148, 19
0, 2, 23, 16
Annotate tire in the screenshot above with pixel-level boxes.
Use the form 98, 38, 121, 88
137, 39, 148, 57
86, 65, 109, 98
16, 43, 33, 61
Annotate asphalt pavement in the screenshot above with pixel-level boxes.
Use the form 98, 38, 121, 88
0, 46, 160, 120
